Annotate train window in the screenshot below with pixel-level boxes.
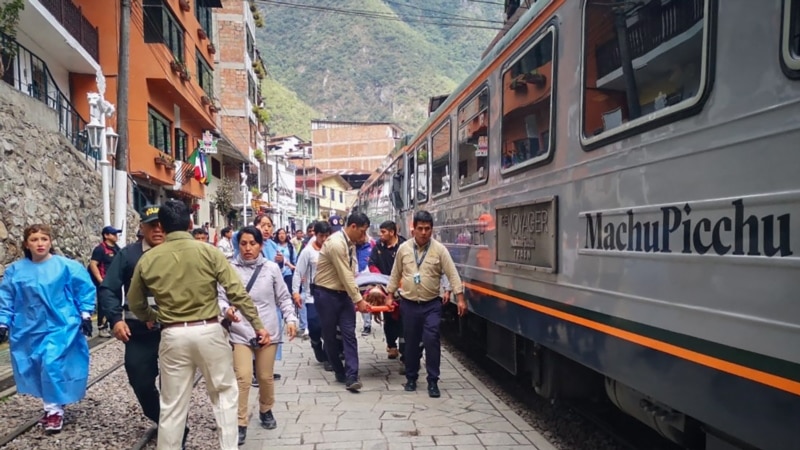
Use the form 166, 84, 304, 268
407, 152, 416, 209
501, 27, 555, 174
457, 87, 489, 189
416, 142, 429, 204
391, 157, 405, 211
783, 0, 800, 72
431, 121, 451, 198
581, 0, 711, 147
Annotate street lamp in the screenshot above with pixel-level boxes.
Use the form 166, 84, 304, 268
105, 127, 119, 158
86, 76, 116, 229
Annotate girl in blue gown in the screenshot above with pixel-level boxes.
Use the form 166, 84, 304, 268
0, 224, 95, 432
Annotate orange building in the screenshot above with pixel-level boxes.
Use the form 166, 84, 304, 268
71, 0, 224, 209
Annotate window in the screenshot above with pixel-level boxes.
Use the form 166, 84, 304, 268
196, 50, 214, 97
322, 186, 327, 197
148, 107, 171, 153
457, 88, 489, 188
175, 129, 188, 161
248, 75, 257, 106
211, 157, 221, 179
783, 0, 800, 73
407, 152, 416, 208
431, 122, 451, 197
246, 27, 255, 60
143, 0, 185, 62
339, 191, 343, 203
502, 28, 555, 173
195, 0, 213, 41
330, 188, 335, 200
582, 0, 710, 146
416, 142, 429, 203
390, 157, 405, 211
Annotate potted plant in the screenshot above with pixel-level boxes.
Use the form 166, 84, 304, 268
179, 67, 191, 82
0, 0, 23, 79
255, 16, 265, 28
179, 0, 190, 12
170, 59, 183, 73
253, 148, 265, 162
197, 27, 207, 40
201, 95, 211, 106
249, 3, 257, 12
155, 152, 176, 169
250, 186, 261, 196
207, 43, 216, 54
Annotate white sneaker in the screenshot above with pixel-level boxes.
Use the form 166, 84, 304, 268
98, 328, 111, 338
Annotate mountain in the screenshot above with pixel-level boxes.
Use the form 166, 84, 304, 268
261, 77, 319, 141
256, 0, 503, 135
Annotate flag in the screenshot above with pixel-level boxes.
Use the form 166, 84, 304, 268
187, 147, 209, 185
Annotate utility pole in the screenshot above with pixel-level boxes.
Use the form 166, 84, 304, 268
114, 0, 132, 244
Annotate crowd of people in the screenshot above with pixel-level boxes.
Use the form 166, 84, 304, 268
0, 200, 467, 450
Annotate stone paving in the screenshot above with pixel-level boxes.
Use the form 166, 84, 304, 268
238, 320, 557, 450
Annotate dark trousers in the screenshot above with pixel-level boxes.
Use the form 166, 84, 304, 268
383, 311, 401, 350
306, 303, 327, 363
314, 287, 358, 379
401, 298, 442, 383
124, 320, 161, 423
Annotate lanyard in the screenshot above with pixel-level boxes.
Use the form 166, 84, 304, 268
413, 243, 429, 269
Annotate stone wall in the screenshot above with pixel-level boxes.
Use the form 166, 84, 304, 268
0, 82, 139, 277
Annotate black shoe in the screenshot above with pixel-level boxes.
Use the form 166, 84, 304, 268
237, 426, 246, 445
428, 381, 441, 398
251, 374, 258, 387
259, 410, 277, 430
345, 377, 362, 392
323, 361, 334, 372
361, 326, 371, 336
273, 373, 281, 380
404, 380, 417, 392
335, 372, 346, 383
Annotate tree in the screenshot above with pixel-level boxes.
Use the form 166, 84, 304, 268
212, 177, 237, 226
0, 0, 24, 78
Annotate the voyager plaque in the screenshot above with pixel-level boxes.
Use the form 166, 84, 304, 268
496, 196, 558, 272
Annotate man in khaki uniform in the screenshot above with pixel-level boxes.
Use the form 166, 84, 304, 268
386, 210, 467, 398
128, 200, 269, 450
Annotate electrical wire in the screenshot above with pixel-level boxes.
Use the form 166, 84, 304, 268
253, 0, 504, 30
382, 0, 504, 24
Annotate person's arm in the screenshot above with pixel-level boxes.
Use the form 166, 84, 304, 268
329, 239, 363, 304
68, 260, 97, 318
292, 250, 308, 304
98, 248, 127, 327
213, 250, 264, 330
0, 266, 15, 328
440, 247, 467, 316
128, 262, 158, 323
88, 246, 104, 283
274, 265, 298, 324
386, 246, 404, 295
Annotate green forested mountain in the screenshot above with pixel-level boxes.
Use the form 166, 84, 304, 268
256, 0, 503, 136
261, 77, 319, 140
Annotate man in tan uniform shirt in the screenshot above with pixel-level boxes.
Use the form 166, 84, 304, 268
387, 210, 467, 398
129, 200, 268, 450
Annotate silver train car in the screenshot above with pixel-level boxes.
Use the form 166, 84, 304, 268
356, 1, 800, 449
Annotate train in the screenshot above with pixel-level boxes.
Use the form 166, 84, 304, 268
354, 1, 800, 449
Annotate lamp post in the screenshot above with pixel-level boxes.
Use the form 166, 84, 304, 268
86, 73, 117, 230
241, 167, 248, 226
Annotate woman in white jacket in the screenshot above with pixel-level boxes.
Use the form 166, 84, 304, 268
218, 226, 297, 446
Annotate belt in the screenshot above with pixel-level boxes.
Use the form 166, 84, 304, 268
399, 295, 440, 304
161, 317, 219, 329
311, 284, 347, 296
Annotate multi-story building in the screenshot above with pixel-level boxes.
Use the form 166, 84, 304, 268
310, 119, 403, 189
1, 0, 103, 153
296, 167, 352, 220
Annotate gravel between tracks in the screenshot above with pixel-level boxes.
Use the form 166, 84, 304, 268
441, 340, 624, 450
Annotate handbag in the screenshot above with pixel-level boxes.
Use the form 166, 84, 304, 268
221, 264, 263, 331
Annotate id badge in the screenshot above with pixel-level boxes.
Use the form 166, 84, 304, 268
413, 273, 421, 285
147, 296, 157, 307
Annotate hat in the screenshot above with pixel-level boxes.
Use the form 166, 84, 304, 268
328, 215, 343, 232
102, 225, 122, 235
140, 205, 161, 224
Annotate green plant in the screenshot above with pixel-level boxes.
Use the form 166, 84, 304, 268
0, 0, 24, 75
212, 177, 237, 217
253, 148, 265, 161
256, 108, 269, 125
250, 186, 261, 196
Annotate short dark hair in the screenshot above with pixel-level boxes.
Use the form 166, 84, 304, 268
159, 200, 192, 234
313, 220, 332, 235
221, 226, 232, 236
306, 223, 314, 232
379, 220, 397, 233
192, 228, 208, 237
413, 210, 434, 227
238, 226, 263, 246
253, 214, 272, 227
346, 212, 370, 228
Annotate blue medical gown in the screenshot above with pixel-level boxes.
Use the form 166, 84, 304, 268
0, 256, 96, 404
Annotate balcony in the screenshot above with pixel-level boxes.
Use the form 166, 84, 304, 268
595, 0, 704, 80
39, 0, 99, 62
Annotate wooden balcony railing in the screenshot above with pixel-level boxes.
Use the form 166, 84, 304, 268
595, 0, 704, 80
40, 0, 100, 62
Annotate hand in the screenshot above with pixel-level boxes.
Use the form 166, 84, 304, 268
255, 328, 271, 346
292, 293, 303, 308
442, 291, 451, 305
113, 321, 131, 343
275, 253, 284, 262
225, 306, 241, 323
80, 318, 93, 337
355, 299, 369, 313
0, 326, 8, 344
286, 322, 297, 341
456, 296, 468, 317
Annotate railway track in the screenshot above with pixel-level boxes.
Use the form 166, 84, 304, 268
0, 351, 125, 447
129, 372, 204, 450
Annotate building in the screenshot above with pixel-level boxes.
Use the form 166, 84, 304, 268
296, 168, 352, 220
1, 0, 103, 155
310, 119, 403, 189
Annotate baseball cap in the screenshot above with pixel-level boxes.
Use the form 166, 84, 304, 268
139, 205, 161, 224
328, 215, 343, 232
102, 225, 122, 235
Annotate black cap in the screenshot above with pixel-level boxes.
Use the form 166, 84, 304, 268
140, 205, 161, 224
328, 215, 343, 232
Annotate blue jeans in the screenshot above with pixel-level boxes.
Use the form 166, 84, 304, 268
298, 301, 308, 332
